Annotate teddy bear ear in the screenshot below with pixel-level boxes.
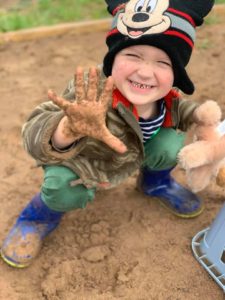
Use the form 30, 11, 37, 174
105, 0, 128, 15
170, 0, 215, 26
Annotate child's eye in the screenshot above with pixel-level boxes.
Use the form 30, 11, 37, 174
125, 53, 140, 59
158, 61, 172, 67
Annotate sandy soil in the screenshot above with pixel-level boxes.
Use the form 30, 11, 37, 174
0, 0, 20, 10
0, 21, 225, 300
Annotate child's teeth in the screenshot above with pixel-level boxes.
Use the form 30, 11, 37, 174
131, 81, 151, 89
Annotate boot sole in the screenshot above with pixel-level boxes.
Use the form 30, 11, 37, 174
0, 249, 29, 268
156, 197, 205, 218
136, 186, 204, 218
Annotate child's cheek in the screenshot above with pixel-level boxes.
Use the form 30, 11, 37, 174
112, 64, 124, 81
114, 61, 127, 73
158, 68, 174, 86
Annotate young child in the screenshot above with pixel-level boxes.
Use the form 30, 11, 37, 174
1, 0, 215, 268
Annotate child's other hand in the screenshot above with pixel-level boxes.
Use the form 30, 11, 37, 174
216, 166, 225, 187
193, 100, 221, 126
48, 67, 127, 154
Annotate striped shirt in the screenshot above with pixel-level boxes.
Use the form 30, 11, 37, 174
138, 100, 166, 143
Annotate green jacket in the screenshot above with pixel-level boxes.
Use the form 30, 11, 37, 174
22, 73, 198, 189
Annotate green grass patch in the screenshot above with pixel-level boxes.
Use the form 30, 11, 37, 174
0, 0, 107, 32
0, 0, 224, 33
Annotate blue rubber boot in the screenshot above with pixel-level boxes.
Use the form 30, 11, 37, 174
137, 168, 204, 218
1, 193, 63, 268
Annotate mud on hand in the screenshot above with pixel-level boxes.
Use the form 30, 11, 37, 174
48, 66, 127, 154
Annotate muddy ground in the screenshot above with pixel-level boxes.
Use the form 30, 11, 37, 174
0, 20, 225, 300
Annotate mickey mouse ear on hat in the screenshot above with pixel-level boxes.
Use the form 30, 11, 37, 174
170, 0, 215, 26
105, 0, 128, 15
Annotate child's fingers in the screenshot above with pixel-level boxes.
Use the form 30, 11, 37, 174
102, 128, 127, 154
87, 67, 98, 101
48, 90, 69, 111
216, 166, 225, 187
100, 76, 114, 108
74, 67, 86, 102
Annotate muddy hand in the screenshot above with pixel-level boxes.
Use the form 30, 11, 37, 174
216, 166, 225, 187
48, 67, 127, 154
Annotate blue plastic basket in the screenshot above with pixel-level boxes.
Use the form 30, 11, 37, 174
192, 203, 225, 292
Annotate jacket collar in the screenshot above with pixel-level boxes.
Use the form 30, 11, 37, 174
112, 89, 139, 120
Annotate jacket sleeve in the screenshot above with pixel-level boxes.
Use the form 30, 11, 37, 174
21, 80, 86, 164
174, 98, 200, 131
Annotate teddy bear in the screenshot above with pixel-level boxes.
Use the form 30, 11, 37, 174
178, 100, 225, 192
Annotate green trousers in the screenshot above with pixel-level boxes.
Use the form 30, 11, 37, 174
41, 128, 185, 212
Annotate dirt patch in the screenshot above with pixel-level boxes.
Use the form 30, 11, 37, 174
0, 22, 225, 299
0, 0, 20, 10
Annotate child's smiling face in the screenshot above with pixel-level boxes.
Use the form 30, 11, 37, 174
111, 45, 174, 117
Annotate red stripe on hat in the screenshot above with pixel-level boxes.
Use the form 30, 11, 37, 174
106, 28, 194, 48
106, 28, 119, 38
168, 8, 196, 27
164, 30, 194, 47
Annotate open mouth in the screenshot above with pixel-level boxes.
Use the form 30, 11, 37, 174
122, 18, 165, 37
127, 26, 150, 37
129, 80, 154, 90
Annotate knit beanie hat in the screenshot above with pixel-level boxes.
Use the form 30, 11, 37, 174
103, 0, 214, 95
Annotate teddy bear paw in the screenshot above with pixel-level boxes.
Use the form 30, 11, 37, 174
178, 141, 212, 169
194, 100, 222, 126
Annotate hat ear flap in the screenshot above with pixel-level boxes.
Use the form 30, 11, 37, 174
170, 0, 214, 26
105, 0, 128, 15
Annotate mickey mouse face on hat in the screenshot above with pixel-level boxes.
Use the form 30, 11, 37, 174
117, 0, 171, 38
106, 0, 215, 29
